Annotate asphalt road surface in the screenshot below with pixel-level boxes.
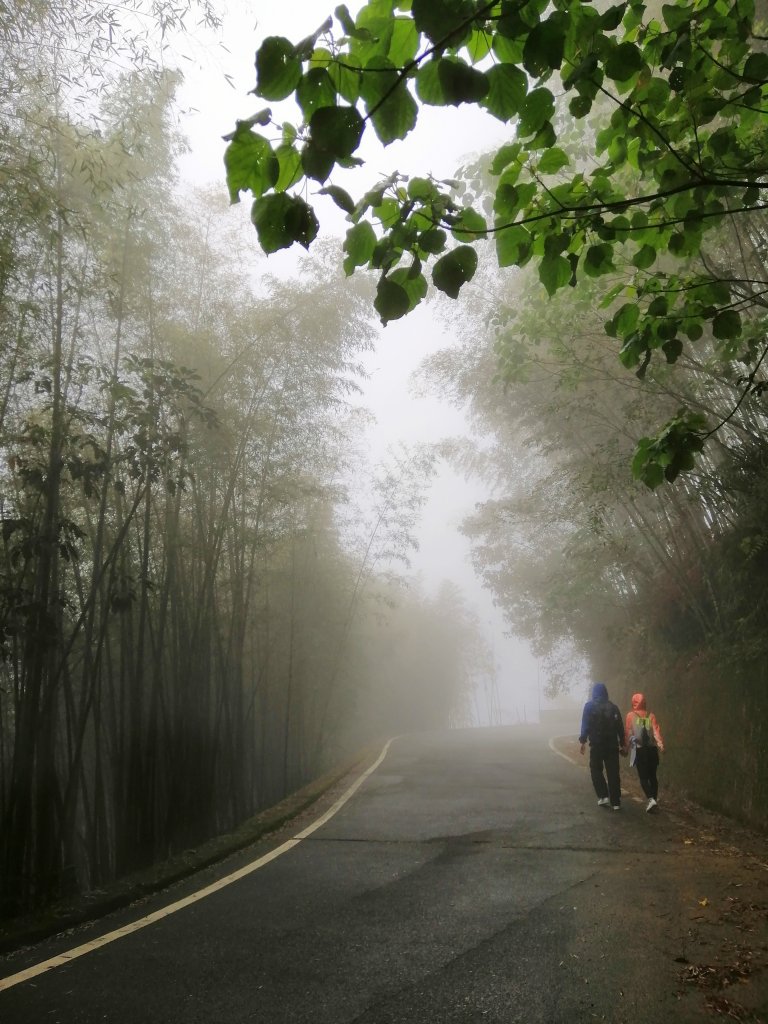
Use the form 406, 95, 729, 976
1, 725, 766, 1023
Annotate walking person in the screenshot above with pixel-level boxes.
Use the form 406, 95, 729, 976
579, 682, 627, 811
625, 693, 665, 812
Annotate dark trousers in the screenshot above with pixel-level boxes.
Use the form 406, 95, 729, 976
589, 743, 621, 806
635, 746, 660, 800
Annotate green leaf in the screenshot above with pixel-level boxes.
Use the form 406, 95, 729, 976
538, 254, 572, 296
482, 64, 527, 122
632, 244, 657, 269
537, 147, 569, 174
326, 51, 363, 102
360, 56, 418, 143
335, 4, 356, 34
569, 95, 592, 118
437, 58, 490, 105
418, 228, 447, 254
297, 68, 337, 118
583, 243, 615, 277
274, 143, 303, 192
451, 207, 487, 242
604, 42, 644, 81
743, 53, 768, 82
251, 193, 319, 253
662, 338, 683, 363
518, 88, 555, 136
490, 143, 522, 176
370, 81, 419, 143
301, 142, 335, 183
523, 17, 566, 78
389, 16, 420, 65
389, 266, 428, 310
412, 0, 475, 45
712, 309, 742, 339
432, 245, 478, 298
343, 220, 377, 274
224, 129, 280, 202
319, 185, 356, 213
600, 4, 626, 30
407, 177, 438, 200
309, 105, 364, 159
375, 276, 411, 324
496, 224, 532, 267
256, 37, 302, 101
415, 60, 447, 105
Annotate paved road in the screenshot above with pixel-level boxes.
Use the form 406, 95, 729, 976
1, 726, 766, 1023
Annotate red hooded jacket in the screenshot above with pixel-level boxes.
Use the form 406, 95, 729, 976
624, 693, 665, 752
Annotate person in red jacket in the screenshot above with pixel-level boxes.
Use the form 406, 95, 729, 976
624, 693, 665, 813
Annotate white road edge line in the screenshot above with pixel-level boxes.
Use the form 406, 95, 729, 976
0, 738, 395, 994
548, 734, 580, 765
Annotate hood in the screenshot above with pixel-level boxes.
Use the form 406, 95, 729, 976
591, 682, 609, 701
631, 692, 647, 712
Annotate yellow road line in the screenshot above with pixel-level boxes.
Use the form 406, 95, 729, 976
0, 738, 395, 994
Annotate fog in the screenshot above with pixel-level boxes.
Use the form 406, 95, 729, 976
173, 2, 584, 724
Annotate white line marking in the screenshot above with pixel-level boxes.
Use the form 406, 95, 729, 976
548, 735, 581, 765
0, 738, 395, 994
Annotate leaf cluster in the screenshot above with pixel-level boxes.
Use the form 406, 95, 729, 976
226, 0, 768, 484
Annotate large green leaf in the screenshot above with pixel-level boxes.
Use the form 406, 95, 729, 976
412, 0, 475, 45
538, 253, 571, 295
274, 143, 303, 192
343, 220, 378, 274
297, 68, 338, 119
518, 88, 555, 136
374, 276, 411, 323
309, 105, 365, 159
224, 129, 279, 203
436, 58, 489, 105
482, 64, 527, 121
522, 17, 566, 78
712, 309, 742, 339
432, 245, 478, 298
360, 56, 419, 143
604, 42, 644, 81
388, 16, 420, 66
451, 207, 487, 242
537, 147, 569, 174
256, 37, 302, 100
496, 224, 533, 267
251, 194, 319, 253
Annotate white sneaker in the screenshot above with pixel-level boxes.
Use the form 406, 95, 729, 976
646, 798, 658, 813
597, 797, 610, 807
612, 805, 621, 811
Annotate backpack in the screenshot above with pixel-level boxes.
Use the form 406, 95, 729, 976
590, 700, 618, 744
630, 712, 656, 748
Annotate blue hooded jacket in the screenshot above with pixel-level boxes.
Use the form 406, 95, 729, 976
579, 682, 624, 747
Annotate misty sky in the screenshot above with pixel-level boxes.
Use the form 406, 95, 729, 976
171, 1, 586, 720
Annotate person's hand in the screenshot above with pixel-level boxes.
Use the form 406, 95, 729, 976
579, 742, 585, 755
619, 745, 628, 757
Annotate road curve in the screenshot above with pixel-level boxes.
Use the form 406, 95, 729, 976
1, 725, 766, 1023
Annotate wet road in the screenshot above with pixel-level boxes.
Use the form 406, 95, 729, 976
1, 725, 766, 1023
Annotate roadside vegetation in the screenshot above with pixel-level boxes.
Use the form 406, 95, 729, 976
0, 3, 482, 918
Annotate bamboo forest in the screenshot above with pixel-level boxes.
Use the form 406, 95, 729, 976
1, 0, 768, 958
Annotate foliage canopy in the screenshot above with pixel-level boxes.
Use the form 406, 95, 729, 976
225, 0, 768, 485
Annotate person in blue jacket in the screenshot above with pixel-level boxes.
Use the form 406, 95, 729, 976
579, 682, 627, 810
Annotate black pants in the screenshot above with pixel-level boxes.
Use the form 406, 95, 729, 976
635, 746, 660, 800
589, 743, 621, 806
